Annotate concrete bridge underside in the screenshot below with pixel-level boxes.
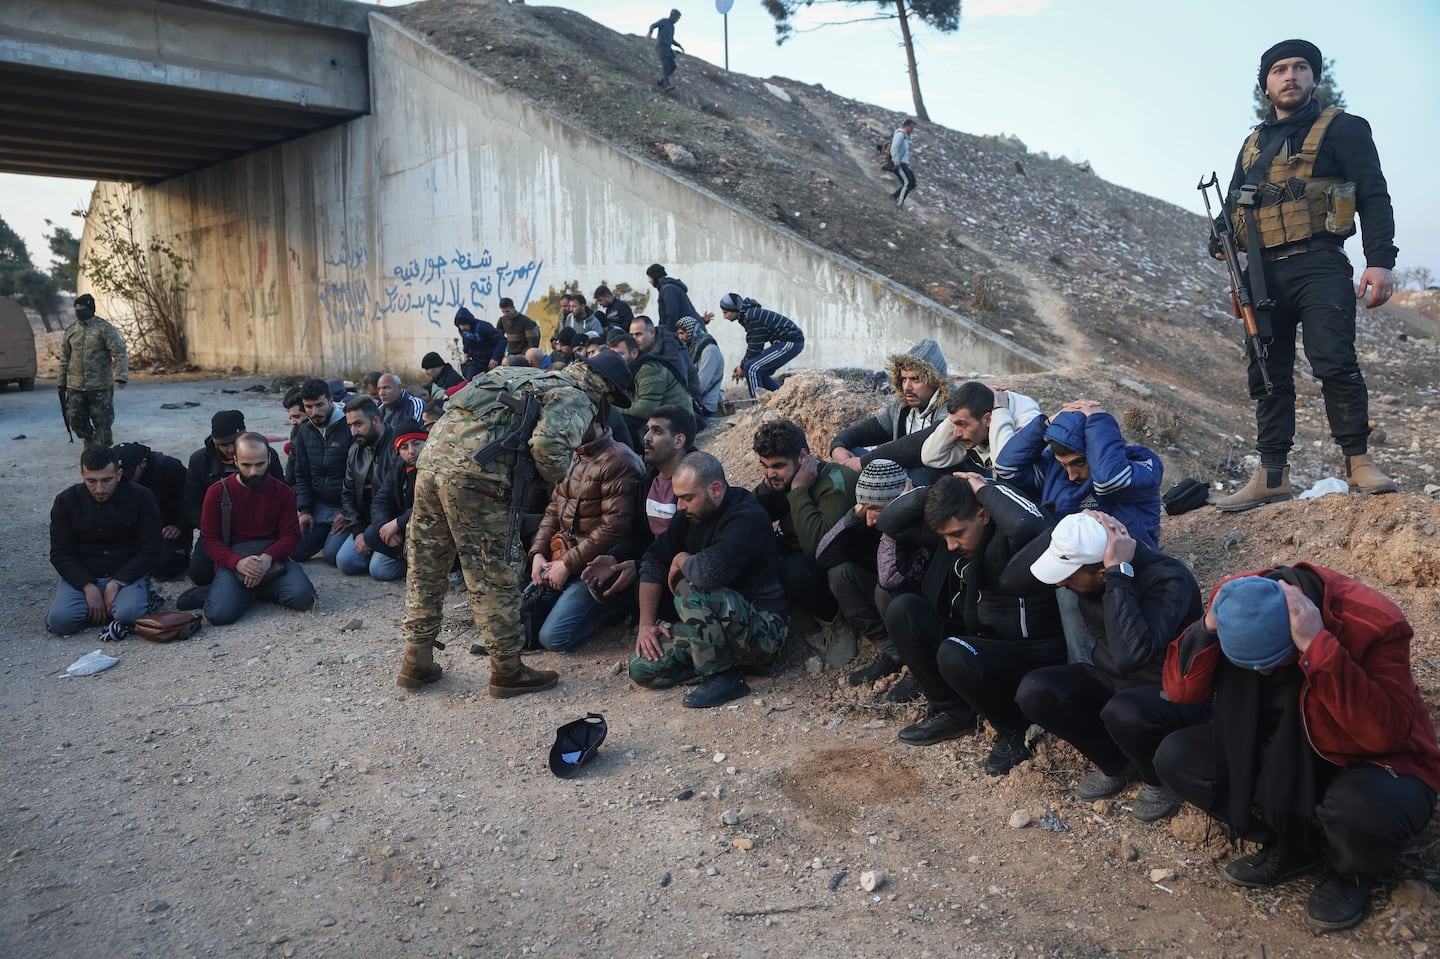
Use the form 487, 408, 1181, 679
0, 0, 371, 182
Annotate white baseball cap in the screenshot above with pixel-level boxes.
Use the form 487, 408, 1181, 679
1029, 513, 1108, 585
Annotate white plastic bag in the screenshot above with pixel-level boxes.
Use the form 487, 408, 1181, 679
1299, 477, 1349, 499
66, 649, 119, 676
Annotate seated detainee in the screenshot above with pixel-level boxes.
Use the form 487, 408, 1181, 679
1012, 511, 1209, 823
354, 419, 428, 581
292, 378, 354, 563
611, 332, 692, 448
830, 340, 949, 485
751, 418, 858, 635
882, 474, 1062, 776
576, 405, 697, 642
200, 432, 316, 625
185, 410, 283, 586
333, 398, 395, 575
528, 400, 645, 652
1157, 567, 1440, 934
377, 373, 426, 431
629, 452, 789, 708
921, 381, 1042, 477
47, 445, 161, 636
813, 459, 911, 688
993, 399, 1163, 548
421, 351, 465, 393
112, 442, 191, 581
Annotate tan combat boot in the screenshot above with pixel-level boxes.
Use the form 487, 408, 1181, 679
396, 641, 443, 690
1215, 467, 1292, 512
1345, 454, 1398, 495
488, 649, 559, 699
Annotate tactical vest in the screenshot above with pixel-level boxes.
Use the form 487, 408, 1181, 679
419, 366, 577, 485
1232, 108, 1356, 251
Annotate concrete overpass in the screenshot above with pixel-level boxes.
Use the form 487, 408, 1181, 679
20, 0, 1045, 379
0, 0, 371, 182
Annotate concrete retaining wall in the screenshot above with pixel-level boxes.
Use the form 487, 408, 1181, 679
82, 16, 1046, 380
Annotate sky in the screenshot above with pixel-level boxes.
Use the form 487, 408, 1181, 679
5, 0, 1437, 283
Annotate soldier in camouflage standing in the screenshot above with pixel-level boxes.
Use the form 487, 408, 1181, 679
59, 294, 128, 449
630, 451, 790, 708
396, 351, 635, 698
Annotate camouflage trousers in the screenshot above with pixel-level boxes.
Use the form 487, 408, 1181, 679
629, 579, 789, 688
401, 470, 523, 658
67, 388, 115, 448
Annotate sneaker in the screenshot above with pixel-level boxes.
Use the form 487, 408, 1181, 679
1305, 872, 1373, 933
1075, 762, 1138, 801
682, 667, 749, 708
1130, 783, 1183, 823
847, 655, 901, 688
983, 727, 1031, 776
898, 710, 975, 746
883, 673, 922, 704
1221, 845, 1321, 889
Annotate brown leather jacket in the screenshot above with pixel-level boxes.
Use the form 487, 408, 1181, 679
530, 428, 644, 574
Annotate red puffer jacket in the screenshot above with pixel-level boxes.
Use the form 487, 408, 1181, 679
529, 428, 644, 575
1164, 564, 1440, 792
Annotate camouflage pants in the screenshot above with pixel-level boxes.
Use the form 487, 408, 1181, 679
629, 579, 789, 688
400, 470, 523, 657
67, 388, 115, 448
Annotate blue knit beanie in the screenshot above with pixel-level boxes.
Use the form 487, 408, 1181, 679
1213, 577, 1295, 671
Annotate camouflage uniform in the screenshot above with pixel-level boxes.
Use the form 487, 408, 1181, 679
629, 579, 789, 688
400, 365, 602, 666
59, 315, 128, 448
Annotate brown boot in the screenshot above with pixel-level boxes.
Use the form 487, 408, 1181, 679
1216, 467, 1292, 512
1345, 454, 1398, 495
396, 642, 443, 691
488, 654, 559, 699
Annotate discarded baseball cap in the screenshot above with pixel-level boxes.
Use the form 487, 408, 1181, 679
549, 713, 608, 778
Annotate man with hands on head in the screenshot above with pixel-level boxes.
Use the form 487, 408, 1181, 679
1156, 566, 1440, 933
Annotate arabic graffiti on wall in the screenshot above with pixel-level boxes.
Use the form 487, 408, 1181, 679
303, 242, 544, 344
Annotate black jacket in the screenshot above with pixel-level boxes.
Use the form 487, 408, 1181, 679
430, 363, 465, 392
184, 438, 282, 530
880, 482, 1060, 661
292, 406, 353, 512
364, 460, 418, 559
1002, 539, 1202, 685
50, 480, 162, 588
134, 450, 189, 532
641, 485, 786, 613
654, 277, 699, 330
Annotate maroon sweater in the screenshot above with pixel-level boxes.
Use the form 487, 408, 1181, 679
201, 474, 302, 570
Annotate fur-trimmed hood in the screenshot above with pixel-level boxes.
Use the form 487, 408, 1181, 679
888, 339, 949, 406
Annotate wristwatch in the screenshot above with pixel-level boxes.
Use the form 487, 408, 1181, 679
1107, 562, 1134, 579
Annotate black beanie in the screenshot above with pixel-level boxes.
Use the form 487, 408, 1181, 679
1258, 39, 1322, 91
421, 351, 444, 369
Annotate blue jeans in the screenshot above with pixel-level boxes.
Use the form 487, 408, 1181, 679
538, 579, 628, 652
47, 576, 151, 634
294, 504, 342, 561
336, 535, 404, 581
204, 560, 316, 625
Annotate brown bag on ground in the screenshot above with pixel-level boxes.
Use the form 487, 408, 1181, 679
132, 610, 204, 643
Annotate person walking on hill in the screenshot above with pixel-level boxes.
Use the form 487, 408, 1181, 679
1213, 39, 1399, 511
647, 8, 684, 91
890, 119, 917, 209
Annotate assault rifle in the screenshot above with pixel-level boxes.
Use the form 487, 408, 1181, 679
471, 387, 543, 571
1198, 171, 1274, 395
57, 385, 74, 442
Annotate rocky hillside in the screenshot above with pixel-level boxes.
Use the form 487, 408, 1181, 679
388, 0, 1439, 497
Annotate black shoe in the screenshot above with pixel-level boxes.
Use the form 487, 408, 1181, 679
898, 710, 974, 746
1221, 845, 1321, 889
176, 586, 210, 611
683, 668, 750, 708
983, 727, 1031, 776
883, 674, 922, 704
847, 655, 901, 688
1305, 872, 1373, 933
1075, 762, 1139, 801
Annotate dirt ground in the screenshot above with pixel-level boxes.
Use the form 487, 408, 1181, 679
3, 375, 1438, 959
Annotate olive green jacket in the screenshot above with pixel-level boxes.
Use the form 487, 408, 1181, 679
59, 316, 129, 390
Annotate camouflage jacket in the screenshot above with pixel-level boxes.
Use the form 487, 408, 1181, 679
418, 365, 601, 489
59, 316, 129, 390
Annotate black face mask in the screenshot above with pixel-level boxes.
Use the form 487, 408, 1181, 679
76, 307, 95, 322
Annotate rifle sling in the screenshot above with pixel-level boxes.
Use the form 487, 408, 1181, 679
221, 476, 233, 546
